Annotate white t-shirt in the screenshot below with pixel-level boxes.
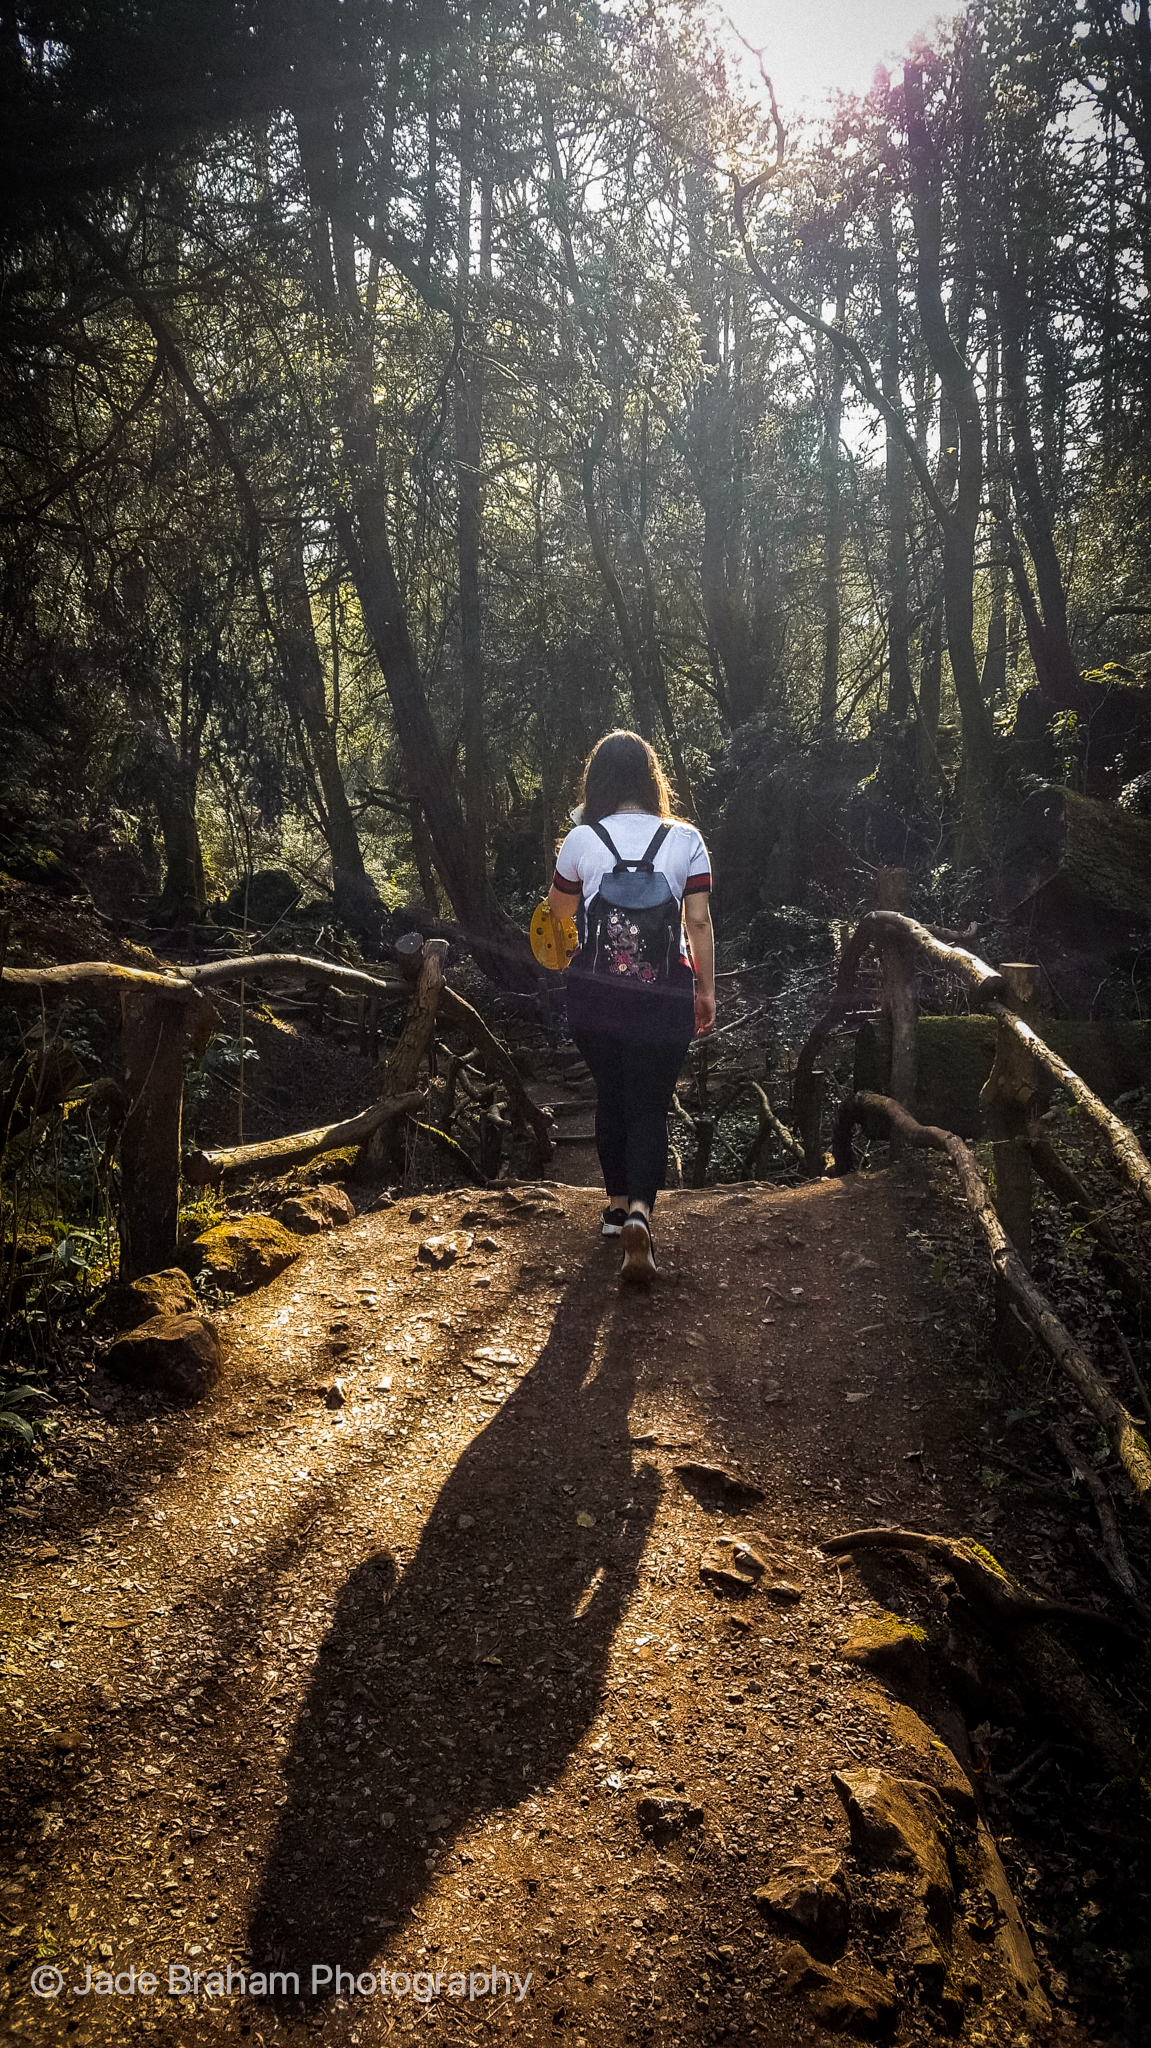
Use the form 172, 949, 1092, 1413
553, 812, 712, 912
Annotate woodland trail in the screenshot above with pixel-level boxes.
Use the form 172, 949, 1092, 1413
0, 1170, 1096, 2046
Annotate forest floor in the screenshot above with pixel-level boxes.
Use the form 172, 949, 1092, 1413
3, 1147, 1146, 2048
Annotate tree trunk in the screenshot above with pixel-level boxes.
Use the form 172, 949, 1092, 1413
455, 92, 488, 882
358, 939, 448, 1175
998, 277, 1085, 713
904, 64, 998, 793
293, 102, 532, 988
982, 321, 1010, 707
271, 518, 370, 896
118, 990, 194, 1279
918, 595, 943, 785
818, 270, 848, 736
878, 210, 913, 724
154, 761, 207, 924
581, 434, 654, 741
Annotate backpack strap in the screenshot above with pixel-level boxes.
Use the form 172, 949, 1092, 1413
588, 820, 622, 862
639, 822, 672, 869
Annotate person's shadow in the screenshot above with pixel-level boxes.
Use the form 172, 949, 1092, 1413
247, 1272, 659, 1985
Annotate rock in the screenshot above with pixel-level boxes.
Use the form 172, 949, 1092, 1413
840, 1611, 927, 1682
324, 1380, 347, 1410
859, 1691, 977, 1821
110, 1267, 198, 1330
220, 868, 301, 926
276, 1185, 355, 1235
754, 1850, 851, 1947
106, 1314, 221, 1402
778, 1943, 831, 1994
808, 1962, 898, 2035
767, 1579, 804, 1604
673, 1461, 765, 1507
408, 1205, 429, 1222
186, 1216, 300, 1292
700, 1532, 773, 1594
417, 1234, 470, 1269
636, 1793, 703, 1843
831, 1769, 952, 1922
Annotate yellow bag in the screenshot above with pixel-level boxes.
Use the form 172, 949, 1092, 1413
529, 899, 579, 970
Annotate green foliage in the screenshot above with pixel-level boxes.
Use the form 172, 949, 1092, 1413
0, 1379, 59, 1493
177, 1189, 227, 1245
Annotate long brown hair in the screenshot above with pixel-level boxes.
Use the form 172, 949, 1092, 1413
579, 730, 673, 825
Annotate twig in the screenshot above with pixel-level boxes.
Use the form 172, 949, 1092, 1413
997, 1738, 1061, 1787
1051, 1422, 1151, 1624
709, 1004, 767, 1040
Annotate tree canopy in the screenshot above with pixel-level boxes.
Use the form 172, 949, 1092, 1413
3, 0, 1150, 960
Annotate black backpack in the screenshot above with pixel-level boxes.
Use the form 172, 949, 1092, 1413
575, 821, 682, 986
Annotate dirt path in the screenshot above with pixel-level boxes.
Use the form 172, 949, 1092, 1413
0, 1172, 1094, 2045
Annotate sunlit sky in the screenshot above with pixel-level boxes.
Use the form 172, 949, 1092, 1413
721, 0, 961, 109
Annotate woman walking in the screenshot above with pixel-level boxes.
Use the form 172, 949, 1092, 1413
547, 730, 715, 1283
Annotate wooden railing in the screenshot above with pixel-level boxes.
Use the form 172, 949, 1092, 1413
814, 880, 1151, 1519
2, 940, 552, 1280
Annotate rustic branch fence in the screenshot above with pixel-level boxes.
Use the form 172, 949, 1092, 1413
809, 879, 1151, 1521
2, 940, 552, 1279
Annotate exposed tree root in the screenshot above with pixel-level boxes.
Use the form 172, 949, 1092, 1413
819, 1526, 1132, 1636
821, 1526, 1145, 1784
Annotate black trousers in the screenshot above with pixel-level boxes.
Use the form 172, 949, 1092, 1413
572, 1027, 692, 1211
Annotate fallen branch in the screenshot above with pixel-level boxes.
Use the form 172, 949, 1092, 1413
834, 1091, 1151, 1514
1, 961, 195, 997
997, 1738, 1082, 1788
838, 910, 1007, 1001
182, 1092, 425, 1184
412, 1120, 487, 1184
1116, 1330, 1151, 1430
187, 951, 405, 997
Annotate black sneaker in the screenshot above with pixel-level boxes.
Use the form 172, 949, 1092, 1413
620, 1210, 656, 1284
601, 1205, 627, 1237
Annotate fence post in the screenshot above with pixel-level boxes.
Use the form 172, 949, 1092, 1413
357, 937, 449, 1177
119, 986, 214, 1281
876, 869, 917, 1140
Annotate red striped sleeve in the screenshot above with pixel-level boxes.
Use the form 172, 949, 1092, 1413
551, 868, 581, 895
684, 872, 712, 894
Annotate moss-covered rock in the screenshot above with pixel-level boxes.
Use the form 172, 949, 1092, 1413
840, 1611, 927, 1682
110, 1267, 198, 1330
185, 1215, 299, 1291
276, 1185, 355, 1235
